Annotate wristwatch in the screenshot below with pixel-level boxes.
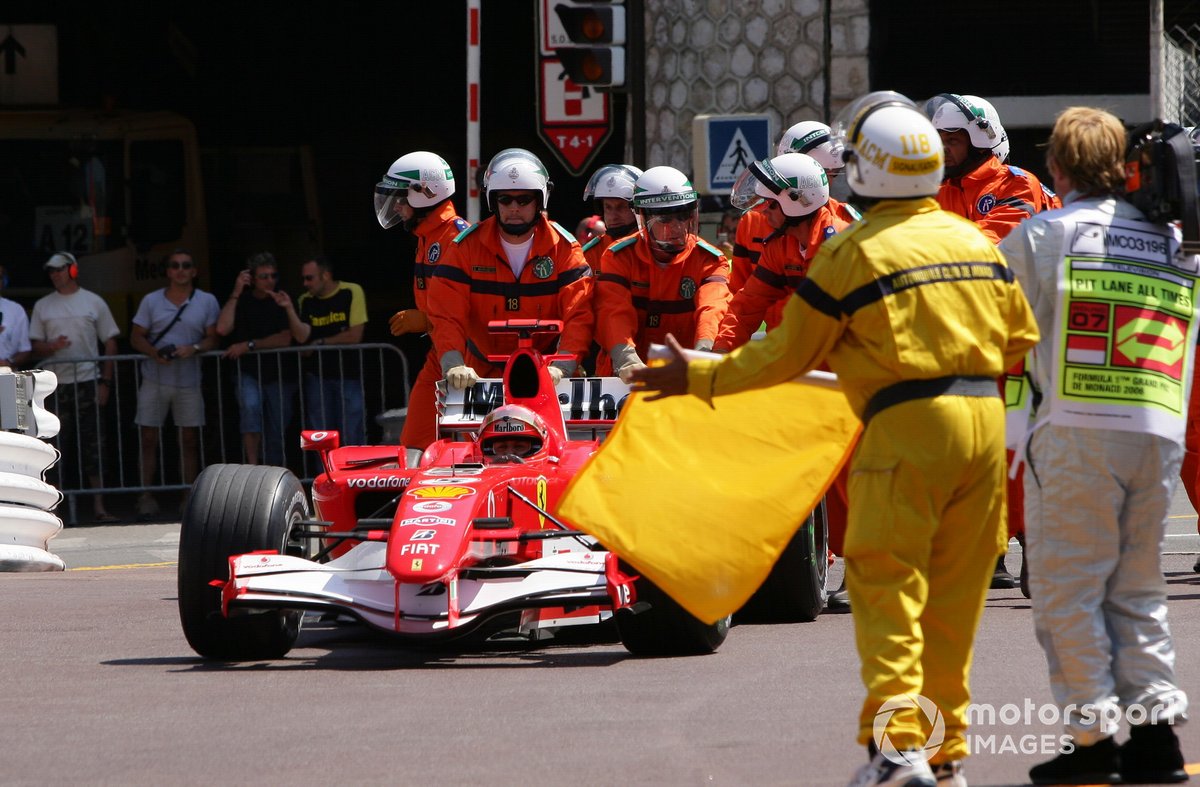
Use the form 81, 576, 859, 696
192, 343, 202, 353
248, 340, 257, 351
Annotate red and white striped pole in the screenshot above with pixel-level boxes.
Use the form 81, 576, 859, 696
466, 0, 481, 223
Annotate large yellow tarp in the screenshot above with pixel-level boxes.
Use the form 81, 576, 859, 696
557, 373, 860, 624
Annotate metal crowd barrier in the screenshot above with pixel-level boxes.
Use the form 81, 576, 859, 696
37, 343, 410, 524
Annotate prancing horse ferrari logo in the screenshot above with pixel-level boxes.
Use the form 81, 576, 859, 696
536, 477, 548, 528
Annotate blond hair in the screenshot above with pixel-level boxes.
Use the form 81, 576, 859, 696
1046, 107, 1127, 195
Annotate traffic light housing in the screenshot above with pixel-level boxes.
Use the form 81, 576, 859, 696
553, 1, 626, 88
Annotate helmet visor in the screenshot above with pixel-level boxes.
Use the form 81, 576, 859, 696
374, 185, 408, 229
730, 160, 782, 211
638, 204, 698, 253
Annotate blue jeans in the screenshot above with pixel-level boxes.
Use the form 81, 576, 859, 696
303, 374, 365, 446
237, 373, 297, 466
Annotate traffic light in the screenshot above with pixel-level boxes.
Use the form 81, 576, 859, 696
553, 1, 626, 88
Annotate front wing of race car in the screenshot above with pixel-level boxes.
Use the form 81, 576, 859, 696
220, 542, 632, 638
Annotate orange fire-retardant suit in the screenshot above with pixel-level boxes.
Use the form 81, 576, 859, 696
714, 200, 854, 352
426, 214, 594, 378
937, 156, 1061, 244
584, 233, 617, 376
938, 155, 1061, 544
595, 233, 731, 365
399, 201, 470, 450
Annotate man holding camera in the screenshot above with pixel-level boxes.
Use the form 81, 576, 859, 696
129, 249, 220, 519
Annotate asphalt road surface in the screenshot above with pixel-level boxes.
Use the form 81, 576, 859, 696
5, 491, 1200, 785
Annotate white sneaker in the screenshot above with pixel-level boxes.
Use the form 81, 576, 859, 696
848, 748, 936, 787
932, 761, 966, 787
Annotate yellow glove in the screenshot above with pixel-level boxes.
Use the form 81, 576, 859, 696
389, 309, 429, 336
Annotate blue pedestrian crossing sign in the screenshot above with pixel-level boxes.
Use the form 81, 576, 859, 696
692, 114, 772, 195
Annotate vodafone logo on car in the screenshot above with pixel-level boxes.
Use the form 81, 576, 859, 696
348, 476, 407, 489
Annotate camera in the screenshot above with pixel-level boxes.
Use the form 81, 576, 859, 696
157, 344, 177, 360
1125, 120, 1200, 252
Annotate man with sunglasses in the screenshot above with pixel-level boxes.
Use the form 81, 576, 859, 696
216, 251, 295, 466
275, 254, 368, 446
129, 248, 220, 519
427, 148, 593, 390
594, 165, 731, 383
930, 93, 1063, 594
30, 251, 121, 523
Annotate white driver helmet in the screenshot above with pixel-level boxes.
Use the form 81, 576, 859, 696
833, 91, 944, 199
484, 148, 552, 210
583, 164, 644, 201
776, 121, 845, 174
930, 93, 1006, 159
374, 151, 456, 228
731, 153, 829, 218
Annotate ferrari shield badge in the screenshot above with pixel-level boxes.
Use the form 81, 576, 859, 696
679, 277, 697, 299
532, 256, 555, 279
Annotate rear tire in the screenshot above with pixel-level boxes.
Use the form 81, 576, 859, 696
616, 573, 731, 657
178, 464, 310, 660
742, 499, 829, 622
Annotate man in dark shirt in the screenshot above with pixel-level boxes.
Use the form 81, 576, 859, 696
216, 252, 295, 466
276, 254, 368, 445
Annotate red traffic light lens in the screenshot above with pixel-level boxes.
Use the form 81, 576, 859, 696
580, 10, 606, 41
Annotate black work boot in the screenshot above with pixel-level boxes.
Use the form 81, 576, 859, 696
1029, 736, 1120, 785
1121, 722, 1188, 783
990, 553, 1017, 589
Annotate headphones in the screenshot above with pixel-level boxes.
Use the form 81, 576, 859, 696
47, 252, 79, 279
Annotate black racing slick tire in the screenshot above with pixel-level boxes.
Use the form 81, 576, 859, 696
742, 498, 829, 622
178, 464, 310, 661
616, 573, 731, 657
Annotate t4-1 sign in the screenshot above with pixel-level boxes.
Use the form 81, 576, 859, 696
537, 58, 612, 175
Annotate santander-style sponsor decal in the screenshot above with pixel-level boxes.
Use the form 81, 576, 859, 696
410, 500, 452, 513
409, 485, 475, 500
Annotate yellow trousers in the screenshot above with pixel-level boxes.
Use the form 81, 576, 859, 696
844, 394, 1007, 764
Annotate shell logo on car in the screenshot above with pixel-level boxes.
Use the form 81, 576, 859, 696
409, 485, 476, 500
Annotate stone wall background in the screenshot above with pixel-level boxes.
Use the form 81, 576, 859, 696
638, 0, 869, 171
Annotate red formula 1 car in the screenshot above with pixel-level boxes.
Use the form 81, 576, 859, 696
177, 321, 732, 661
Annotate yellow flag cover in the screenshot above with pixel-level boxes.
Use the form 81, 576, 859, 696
557, 374, 860, 624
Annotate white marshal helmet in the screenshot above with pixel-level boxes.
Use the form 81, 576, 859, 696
776, 120, 845, 173
631, 166, 698, 210
374, 151, 455, 228
583, 163, 644, 202
731, 153, 829, 218
832, 91, 944, 199
930, 93, 1007, 161
631, 166, 699, 254
483, 148, 551, 210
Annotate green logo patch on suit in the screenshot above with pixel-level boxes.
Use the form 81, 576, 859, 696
532, 256, 555, 279
679, 277, 697, 299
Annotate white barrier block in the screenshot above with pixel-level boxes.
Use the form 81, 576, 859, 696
0, 369, 64, 572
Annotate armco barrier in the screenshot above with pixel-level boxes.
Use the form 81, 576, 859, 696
35, 343, 410, 524
0, 368, 65, 571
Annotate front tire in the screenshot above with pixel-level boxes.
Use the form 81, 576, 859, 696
178, 464, 310, 660
616, 573, 731, 657
742, 499, 829, 622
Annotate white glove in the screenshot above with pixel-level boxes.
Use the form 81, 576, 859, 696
617, 361, 647, 384
548, 365, 564, 386
446, 365, 479, 390
694, 338, 715, 352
